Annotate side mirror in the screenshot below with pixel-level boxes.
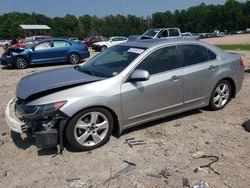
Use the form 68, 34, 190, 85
29, 48, 34, 52
129, 69, 150, 82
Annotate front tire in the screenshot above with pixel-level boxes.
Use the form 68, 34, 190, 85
14, 57, 28, 69
65, 108, 114, 151
69, 53, 80, 64
101, 45, 107, 52
209, 80, 232, 110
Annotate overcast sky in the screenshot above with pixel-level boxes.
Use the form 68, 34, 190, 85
0, 0, 247, 17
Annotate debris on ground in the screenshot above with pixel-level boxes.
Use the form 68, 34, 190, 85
66, 177, 81, 182
1, 132, 7, 136
0, 140, 4, 147
182, 177, 191, 187
124, 138, 146, 148
159, 169, 171, 179
193, 155, 220, 175
67, 178, 86, 188
146, 173, 162, 178
192, 151, 205, 159
242, 120, 250, 132
103, 160, 136, 185
193, 180, 209, 188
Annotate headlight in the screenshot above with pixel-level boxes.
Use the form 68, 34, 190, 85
19, 101, 67, 119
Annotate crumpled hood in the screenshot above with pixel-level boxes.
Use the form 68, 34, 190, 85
17, 66, 104, 100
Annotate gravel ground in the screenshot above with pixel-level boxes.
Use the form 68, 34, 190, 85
201, 34, 250, 45
0, 37, 250, 188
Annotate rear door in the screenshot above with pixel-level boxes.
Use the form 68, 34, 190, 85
179, 44, 219, 106
121, 45, 184, 127
51, 40, 71, 62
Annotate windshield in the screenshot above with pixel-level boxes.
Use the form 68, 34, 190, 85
143, 29, 159, 37
78, 45, 146, 78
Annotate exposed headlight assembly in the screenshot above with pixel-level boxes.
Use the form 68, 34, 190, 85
19, 101, 67, 119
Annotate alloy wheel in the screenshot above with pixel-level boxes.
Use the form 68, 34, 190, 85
15, 58, 28, 69
74, 111, 109, 146
70, 53, 79, 64
213, 83, 230, 108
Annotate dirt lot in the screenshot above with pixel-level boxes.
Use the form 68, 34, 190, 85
0, 37, 250, 188
201, 34, 250, 45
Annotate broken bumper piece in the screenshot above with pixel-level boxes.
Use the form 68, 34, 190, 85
5, 98, 27, 133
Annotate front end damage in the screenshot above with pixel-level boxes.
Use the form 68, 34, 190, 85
5, 98, 69, 149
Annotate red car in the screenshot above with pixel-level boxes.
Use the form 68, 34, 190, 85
82, 36, 108, 47
17, 36, 52, 48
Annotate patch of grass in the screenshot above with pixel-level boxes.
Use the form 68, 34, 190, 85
216, 44, 250, 51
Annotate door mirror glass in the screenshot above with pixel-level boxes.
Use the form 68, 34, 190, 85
129, 69, 150, 82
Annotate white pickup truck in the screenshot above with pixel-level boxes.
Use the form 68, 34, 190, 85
139, 28, 199, 40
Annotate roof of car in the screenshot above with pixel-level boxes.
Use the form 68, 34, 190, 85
118, 38, 202, 48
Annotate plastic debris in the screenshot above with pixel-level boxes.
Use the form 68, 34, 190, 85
103, 160, 136, 185
182, 177, 191, 187
124, 138, 146, 148
192, 151, 205, 159
193, 155, 220, 175
193, 180, 209, 188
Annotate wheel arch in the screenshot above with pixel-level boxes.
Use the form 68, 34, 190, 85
68, 51, 80, 58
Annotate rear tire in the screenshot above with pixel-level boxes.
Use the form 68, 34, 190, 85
14, 57, 28, 69
65, 107, 114, 151
209, 80, 232, 110
69, 53, 80, 64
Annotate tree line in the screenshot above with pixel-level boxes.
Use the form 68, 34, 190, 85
0, 0, 249, 39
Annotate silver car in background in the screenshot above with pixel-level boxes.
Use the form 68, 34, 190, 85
6, 39, 245, 151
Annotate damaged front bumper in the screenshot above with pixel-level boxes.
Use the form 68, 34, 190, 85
0, 56, 13, 67
5, 98, 69, 149
5, 98, 27, 133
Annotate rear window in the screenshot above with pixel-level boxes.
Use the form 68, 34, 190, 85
53, 41, 70, 47
208, 49, 217, 60
180, 45, 209, 66
169, 29, 180, 37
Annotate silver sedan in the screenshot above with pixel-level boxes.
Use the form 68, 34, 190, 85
6, 39, 245, 151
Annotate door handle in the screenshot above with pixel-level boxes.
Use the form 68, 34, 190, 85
208, 65, 217, 71
169, 75, 181, 81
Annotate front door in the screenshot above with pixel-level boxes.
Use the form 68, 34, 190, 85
30, 41, 52, 64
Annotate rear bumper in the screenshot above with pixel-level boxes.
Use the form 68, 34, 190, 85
235, 66, 245, 94
80, 51, 90, 59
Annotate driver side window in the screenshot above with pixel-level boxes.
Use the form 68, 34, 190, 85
35, 41, 51, 50
136, 46, 180, 75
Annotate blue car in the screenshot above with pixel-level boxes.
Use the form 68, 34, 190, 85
0, 38, 90, 69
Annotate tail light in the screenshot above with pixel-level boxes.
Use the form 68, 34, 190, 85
240, 59, 245, 67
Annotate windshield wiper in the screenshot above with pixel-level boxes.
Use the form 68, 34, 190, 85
74, 65, 95, 76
